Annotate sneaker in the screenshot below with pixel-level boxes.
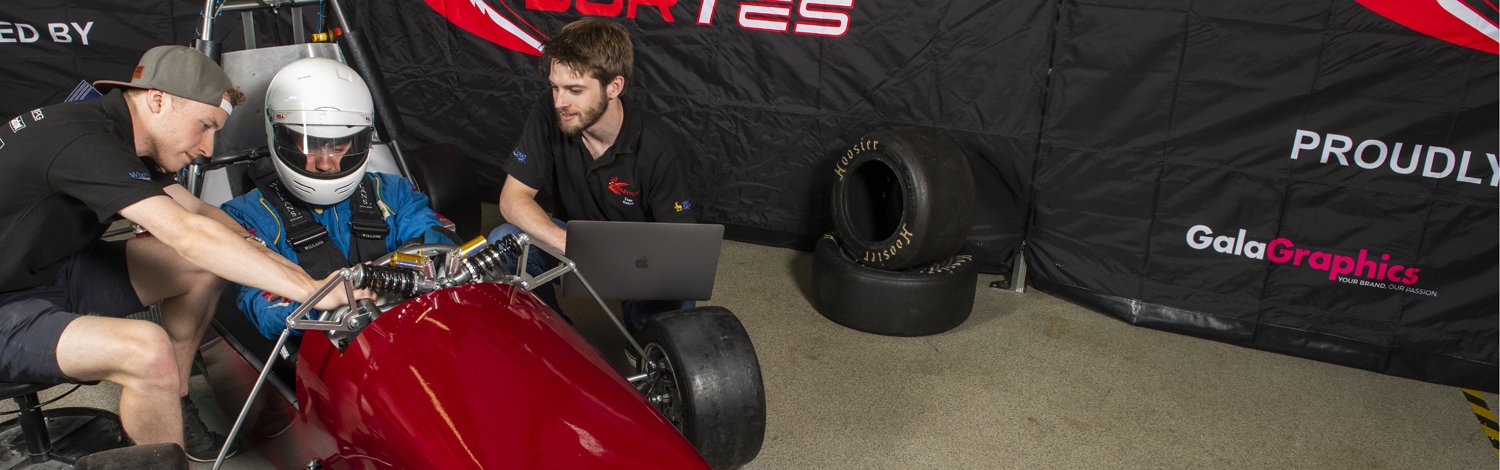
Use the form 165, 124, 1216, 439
181, 396, 239, 462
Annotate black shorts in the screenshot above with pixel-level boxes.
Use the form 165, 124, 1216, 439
0, 240, 145, 384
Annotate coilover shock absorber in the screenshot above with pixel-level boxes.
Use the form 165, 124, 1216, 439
447, 234, 527, 285
351, 264, 434, 297
489, 233, 523, 259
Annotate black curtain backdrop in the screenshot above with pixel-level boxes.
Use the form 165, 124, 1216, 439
1030, 0, 1498, 391
0, 1, 201, 109
2, 0, 1494, 390
341, 0, 1047, 276
0, 1, 314, 109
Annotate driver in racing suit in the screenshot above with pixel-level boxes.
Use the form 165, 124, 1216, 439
220, 58, 451, 340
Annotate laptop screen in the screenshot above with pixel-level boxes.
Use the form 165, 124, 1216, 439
559, 221, 724, 301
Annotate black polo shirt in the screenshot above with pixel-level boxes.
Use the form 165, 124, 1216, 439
0, 91, 172, 292
503, 95, 695, 224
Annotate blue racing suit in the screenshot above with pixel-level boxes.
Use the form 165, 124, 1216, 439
221, 172, 450, 339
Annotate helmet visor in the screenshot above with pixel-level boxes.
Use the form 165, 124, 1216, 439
272, 124, 373, 180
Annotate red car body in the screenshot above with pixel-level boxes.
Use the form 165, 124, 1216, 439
202, 282, 710, 469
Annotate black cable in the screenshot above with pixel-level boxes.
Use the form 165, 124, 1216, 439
0, 384, 84, 416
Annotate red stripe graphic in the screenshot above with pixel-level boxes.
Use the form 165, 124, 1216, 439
424, 0, 549, 56
1358, 0, 1498, 54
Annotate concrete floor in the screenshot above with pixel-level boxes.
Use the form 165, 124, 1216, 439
8, 240, 1495, 469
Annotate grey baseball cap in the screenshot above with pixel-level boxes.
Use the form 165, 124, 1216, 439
93, 45, 236, 115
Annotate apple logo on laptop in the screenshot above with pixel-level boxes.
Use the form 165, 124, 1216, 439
635, 257, 649, 269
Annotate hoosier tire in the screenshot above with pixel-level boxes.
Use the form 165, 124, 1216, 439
830, 128, 974, 270
810, 234, 978, 336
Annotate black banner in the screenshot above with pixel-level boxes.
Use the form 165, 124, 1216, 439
1029, 1, 1498, 390
1, 1, 200, 110
2, 0, 1494, 389
345, 0, 1048, 275
1, 1, 315, 113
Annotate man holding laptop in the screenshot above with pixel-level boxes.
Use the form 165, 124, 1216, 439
490, 18, 700, 329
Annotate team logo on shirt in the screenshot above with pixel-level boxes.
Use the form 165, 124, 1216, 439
128, 171, 151, 180
8, 117, 24, 133
607, 177, 639, 197
29, 109, 43, 121
674, 200, 693, 212
513, 148, 528, 164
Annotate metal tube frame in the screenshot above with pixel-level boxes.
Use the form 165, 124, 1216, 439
505, 235, 649, 360
214, 268, 355, 469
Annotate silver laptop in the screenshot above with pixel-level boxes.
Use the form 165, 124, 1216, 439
559, 221, 724, 301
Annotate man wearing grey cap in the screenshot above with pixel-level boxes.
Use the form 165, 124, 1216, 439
0, 45, 364, 460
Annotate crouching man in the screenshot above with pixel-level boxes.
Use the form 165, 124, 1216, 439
0, 46, 361, 461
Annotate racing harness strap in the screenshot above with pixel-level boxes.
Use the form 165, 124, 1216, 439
253, 174, 390, 279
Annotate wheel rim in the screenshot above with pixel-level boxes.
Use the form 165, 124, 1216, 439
639, 342, 684, 430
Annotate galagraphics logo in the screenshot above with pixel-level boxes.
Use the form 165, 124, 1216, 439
1184, 224, 1439, 297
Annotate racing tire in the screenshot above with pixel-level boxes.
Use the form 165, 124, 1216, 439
831, 128, 975, 270
810, 233, 978, 336
637, 307, 766, 470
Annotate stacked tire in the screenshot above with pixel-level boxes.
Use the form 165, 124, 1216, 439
812, 128, 979, 336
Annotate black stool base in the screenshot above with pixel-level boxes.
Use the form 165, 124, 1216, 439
0, 408, 126, 469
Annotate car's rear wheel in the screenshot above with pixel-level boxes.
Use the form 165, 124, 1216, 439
636, 307, 765, 470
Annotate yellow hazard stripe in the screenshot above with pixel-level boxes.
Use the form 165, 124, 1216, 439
1465, 389, 1498, 424
1460, 388, 1499, 454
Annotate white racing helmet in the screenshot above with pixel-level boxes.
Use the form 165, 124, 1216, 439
264, 57, 376, 206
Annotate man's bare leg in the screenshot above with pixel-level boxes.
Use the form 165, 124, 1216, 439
126, 236, 225, 395
56, 316, 182, 445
